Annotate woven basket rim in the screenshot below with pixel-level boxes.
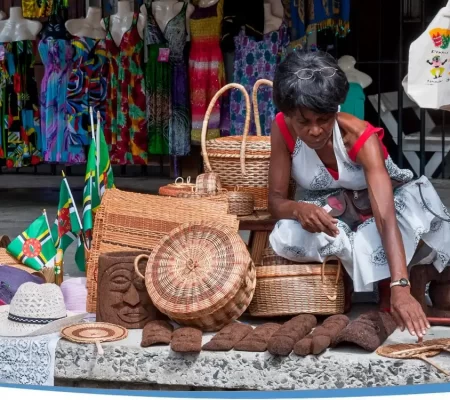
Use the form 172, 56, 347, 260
144, 221, 252, 319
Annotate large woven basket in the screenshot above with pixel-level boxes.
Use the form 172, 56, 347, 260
135, 222, 256, 332
248, 257, 345, 317
86, 189, 239, 313
0, 248, 53, 283
201, 83, 271, 211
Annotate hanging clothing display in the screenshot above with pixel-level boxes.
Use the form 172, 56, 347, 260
341, 83, 366, 120
103, 13, 147, 165
189, 0, 226, 144
65, 37, 107, 164
221, 0, 265, 52
0, 41, 41, 168
146, 0, 191, 156
22, 0, 54, 18
230, 23, 289, 137
39, 39, 73, 163
287, 0, 350, 48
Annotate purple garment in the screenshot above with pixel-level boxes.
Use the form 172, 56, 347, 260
39, 39, 74, 163
0, 264, 44, 304
230, 23, 289, 137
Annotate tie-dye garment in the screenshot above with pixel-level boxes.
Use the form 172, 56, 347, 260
103, 13, 148, 165
65, 37, 107, 164
0, 40, 41, 168
39, 39, 73, 163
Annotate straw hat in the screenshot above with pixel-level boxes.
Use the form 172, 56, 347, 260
0, 282, 87, 337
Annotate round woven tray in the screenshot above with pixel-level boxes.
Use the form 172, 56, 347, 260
158, 177, 196, 197
61, 322, 128, 344
135, 222, 256, 331
248, 257, 345, 317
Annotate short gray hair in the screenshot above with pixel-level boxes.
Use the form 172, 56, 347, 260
273, 51, 349, 115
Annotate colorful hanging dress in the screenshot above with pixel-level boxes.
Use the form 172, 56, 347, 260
39, 39, 73, 163
230, 23, 289, 137
146, 0, 191, 156
0, 41, 41, 168
104, 13, 147, 165
189, 0, 226, 144
22, 0, 53, 18
65, 37, 107, 164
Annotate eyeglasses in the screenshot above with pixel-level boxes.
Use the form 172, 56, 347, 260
294, 67, 338, 80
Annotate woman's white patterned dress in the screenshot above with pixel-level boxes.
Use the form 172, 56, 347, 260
270, 113, 450, 292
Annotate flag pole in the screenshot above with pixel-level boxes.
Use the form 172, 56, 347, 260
62, 171, 83, 231
96, 111, 101, 198
89, 107, 96, 143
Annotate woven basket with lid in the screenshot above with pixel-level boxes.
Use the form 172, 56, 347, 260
158, 177, 196, 197
248, 257, 345, 317
135, 221, 256, 331
201, 82, 271, 211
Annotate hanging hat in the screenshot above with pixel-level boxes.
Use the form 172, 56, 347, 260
0, 282, 87, 337
0, 264, 44, 305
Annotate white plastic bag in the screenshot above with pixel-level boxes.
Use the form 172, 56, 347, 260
406, 1, 450, 109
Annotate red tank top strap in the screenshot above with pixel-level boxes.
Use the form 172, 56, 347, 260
348, 123, 389, 162
275, 112, 295, 153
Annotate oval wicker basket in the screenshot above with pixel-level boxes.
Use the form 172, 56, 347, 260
158, 177, 196, 197
0, 248, 53, 283
135, 222, 256, 331
248, 257, 345, 317
261, 247, 297, 266
227, 188, 254, 216
201, 82, 271, 211
195, 172, 222, 195
177, 191, 229, 212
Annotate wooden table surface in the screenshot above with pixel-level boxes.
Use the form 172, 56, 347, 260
238, 211, 277, 231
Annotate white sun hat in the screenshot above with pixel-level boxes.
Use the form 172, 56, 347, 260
0, 282, 88, 337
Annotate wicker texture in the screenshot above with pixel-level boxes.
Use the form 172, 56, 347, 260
158, 177, 196, 197
138, 222, 256, 332
195, 173, 222, 195
61, 323, 128, 344
201, 83, 271, 211
248, 257, 345, 317
262, 247, 297, 266
0, 248, 53, 283
86, 189, 238, 313
227, 189, 254, 216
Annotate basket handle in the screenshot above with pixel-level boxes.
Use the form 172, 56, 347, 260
321, 256, 342, 301
134, 254, 149, 280
252, 79, 273, 137
201, 83, 251, 176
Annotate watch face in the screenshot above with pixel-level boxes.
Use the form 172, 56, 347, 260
400, 278, 409, 287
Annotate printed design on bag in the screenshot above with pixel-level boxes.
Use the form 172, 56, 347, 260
427, 55, 447, 79
430, 28, 450, 50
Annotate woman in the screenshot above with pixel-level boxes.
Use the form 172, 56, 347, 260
269, 51, 450, 340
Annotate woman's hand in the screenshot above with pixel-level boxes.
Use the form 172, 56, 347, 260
293, 203, 340, 237
390, 286, 430, 339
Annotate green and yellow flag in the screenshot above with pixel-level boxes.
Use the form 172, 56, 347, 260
96, 116, 115, 197
7, 211, 56, 271
51, 175, 82, 252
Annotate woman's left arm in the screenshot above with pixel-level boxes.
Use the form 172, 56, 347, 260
355, 131, 430, 339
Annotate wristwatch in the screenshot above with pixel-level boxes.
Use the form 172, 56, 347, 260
390, 278, 411, 289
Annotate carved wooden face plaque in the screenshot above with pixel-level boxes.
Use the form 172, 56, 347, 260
96, 252, 165, 329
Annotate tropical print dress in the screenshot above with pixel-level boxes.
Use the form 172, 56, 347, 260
22, 0, 53, 18
103, 13, 147, 165
65, 37, 107, 164
230, 23, 289, 137
39, 39, 73, 163
145, 0, 190, 156
189, 0, 226, 144
270, 114, 450, 293
0, 41, 41, 168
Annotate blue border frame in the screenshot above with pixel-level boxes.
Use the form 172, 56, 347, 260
1, 382, 450, 398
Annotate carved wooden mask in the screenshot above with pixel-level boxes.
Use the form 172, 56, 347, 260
96, 251, 166, 329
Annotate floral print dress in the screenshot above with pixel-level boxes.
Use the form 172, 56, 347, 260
0, 41, 41, 168
103, 13, 148, 165
230, 23, 289, 136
